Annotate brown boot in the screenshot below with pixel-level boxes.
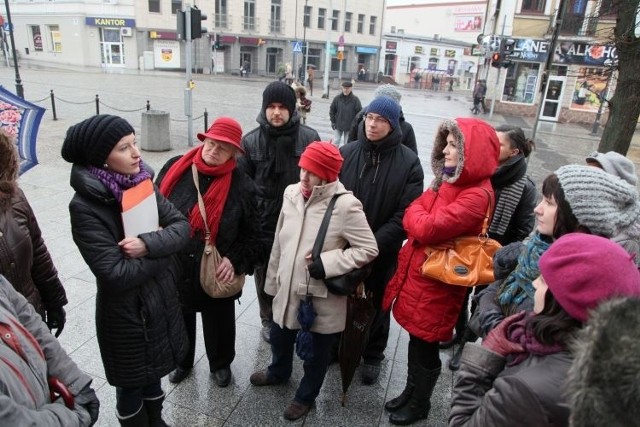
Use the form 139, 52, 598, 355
283, 401, 311, 421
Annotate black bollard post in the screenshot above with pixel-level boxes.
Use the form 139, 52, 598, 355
204, 108, 208, 132
95, 94, 99, 115
146, 100, 150, 111
50, 90, 58, 121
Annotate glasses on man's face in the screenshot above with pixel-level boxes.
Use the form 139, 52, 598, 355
365, 114, 390, 126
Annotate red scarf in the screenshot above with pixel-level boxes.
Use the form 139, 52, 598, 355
158, 145, 235, 243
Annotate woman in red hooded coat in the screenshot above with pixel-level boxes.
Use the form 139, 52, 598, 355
382, 118, 499, 425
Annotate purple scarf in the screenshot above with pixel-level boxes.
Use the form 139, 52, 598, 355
88, 161, 152, 203
499, 311, 566, 366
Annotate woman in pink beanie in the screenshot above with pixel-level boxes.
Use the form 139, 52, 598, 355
250, 141, 378, 421
449, 233, 640, 426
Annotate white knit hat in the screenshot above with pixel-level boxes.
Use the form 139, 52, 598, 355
556, 164, 640, 239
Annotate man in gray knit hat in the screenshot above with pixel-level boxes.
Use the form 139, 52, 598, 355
347, 84, 417, 154
556, 164, 640, 264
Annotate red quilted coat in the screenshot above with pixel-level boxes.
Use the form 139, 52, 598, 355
382, 118, 499, 343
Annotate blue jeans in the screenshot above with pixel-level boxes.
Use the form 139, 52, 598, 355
116, 381, 163, 416
268, 323, 337, 405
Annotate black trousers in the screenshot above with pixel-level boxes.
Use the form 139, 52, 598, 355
178, 297, 236, 372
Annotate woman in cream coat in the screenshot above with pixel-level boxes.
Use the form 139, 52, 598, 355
250, 141, 378, 421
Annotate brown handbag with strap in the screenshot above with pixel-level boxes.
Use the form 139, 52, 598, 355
192, 165, 245, 298
419, 189, 502, 287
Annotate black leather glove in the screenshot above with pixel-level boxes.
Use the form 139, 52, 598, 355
46, 307, 66, 338
74, 384, 100, 426
307, 257, 326, 280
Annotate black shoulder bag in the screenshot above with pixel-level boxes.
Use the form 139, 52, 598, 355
312, 194, 373, 296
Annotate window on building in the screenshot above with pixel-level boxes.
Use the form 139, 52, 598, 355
331, 56, 346, 72
171, 0, 181, 14
305, 47, 322, 69
332, 10, 340, 31
47, 25, 62, 53
270, 0, 282, 33
521, 0, 545, 13
598, 0, 616, 16
369, 16, 377, 35
148, 0, 160, 13
304, 6, 311, 28
215, 0, 228, 28
502, 62, 541, 104
345, 12, 352, 32
408, 56, 421, 73
244, 0, 256, 31
30, 25, 43, 52
357, 14, 364, 34
318, 8, 326, 29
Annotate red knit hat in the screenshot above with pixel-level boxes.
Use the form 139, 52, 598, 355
298, 141, 343, 182
539, 233, 640, 323
197, 117, 244, 154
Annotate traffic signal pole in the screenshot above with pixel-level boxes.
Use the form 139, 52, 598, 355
184, 4, 194, 146
489, 17, 506, 119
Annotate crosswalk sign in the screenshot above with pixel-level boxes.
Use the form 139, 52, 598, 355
292, 41, 302, 52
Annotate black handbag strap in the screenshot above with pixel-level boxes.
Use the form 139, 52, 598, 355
312, 194, 342, 260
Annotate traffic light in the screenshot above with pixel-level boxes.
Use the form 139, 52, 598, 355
177, 10, 186, 41
491, 52, 502, 68
212, 33, 221, 49
190, 6, 208, 39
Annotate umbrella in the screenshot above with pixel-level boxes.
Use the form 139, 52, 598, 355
339, 284, 375, 406
0, 85, 45, 175
295, 294, 316, 361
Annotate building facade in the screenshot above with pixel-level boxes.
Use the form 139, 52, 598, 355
1, 0, 385, 80
482, 0, 617, 124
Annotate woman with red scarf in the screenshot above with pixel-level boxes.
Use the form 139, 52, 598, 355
157, 117, 262, 388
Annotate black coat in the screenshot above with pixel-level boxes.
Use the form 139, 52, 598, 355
0, 188, 67, 317
330, 92, 362, 132
156, 158, 263, 310
68, 165, 189, 388
339, 125, 423, 295
238, 113, 320, 263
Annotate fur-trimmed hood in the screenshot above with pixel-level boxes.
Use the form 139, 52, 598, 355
567, 297, 640, 427
430, 118, 499, 190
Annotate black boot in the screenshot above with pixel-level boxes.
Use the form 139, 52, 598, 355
117, 405, 149, 427
385, 360, 415, 412
388, 366, 441, 425
144, 393, 170, 427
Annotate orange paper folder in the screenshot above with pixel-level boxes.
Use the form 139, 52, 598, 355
121, 179, 159, 237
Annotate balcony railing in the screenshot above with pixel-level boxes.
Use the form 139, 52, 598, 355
560, 14, 598, 37
269, 19, 285, 34
243, 16, 258, 32
214, 13, 230, 30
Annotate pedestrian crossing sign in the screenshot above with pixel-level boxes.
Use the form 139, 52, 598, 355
292, 41, 303, 52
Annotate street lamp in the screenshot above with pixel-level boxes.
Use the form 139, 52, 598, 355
4, 0, 24, 98
302, 0, 308, 85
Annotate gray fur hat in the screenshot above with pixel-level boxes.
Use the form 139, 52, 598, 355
374, 84, 402, 103
568, 297, 640, 427
556, 164, 640, 239
585, 151, 637, 187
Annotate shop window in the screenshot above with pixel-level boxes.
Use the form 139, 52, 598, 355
502, 62, 540, 104
408, 56, 421, 73
304, 47, 322, 70
598, 0, 617, 17
428, 57, 438, 71
46, 25, 62, 53
30, 25, 43, 52
521, 0, 545, 13
148, 0, 160, 13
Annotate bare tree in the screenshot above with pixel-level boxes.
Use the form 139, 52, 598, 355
599, 0, 640, 154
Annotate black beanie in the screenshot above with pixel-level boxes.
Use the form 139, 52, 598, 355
61, 115, 135, 166
262, 81, 297, 117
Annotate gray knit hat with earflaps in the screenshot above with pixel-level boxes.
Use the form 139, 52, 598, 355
556, 164, 640, 239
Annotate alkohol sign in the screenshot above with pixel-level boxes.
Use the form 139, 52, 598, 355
508, 38, 618, 66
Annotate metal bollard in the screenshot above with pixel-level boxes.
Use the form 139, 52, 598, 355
50, 90, 58, 121
95, 94, 100, 115
204, 108, 208, 132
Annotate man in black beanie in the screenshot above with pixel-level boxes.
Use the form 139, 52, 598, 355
239, 81, 320, 343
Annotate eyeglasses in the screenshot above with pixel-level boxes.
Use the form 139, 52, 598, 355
364, 114, 390, 126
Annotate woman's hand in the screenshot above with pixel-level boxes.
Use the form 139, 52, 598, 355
118, 237, 149, 259
216, 256, 236, 283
